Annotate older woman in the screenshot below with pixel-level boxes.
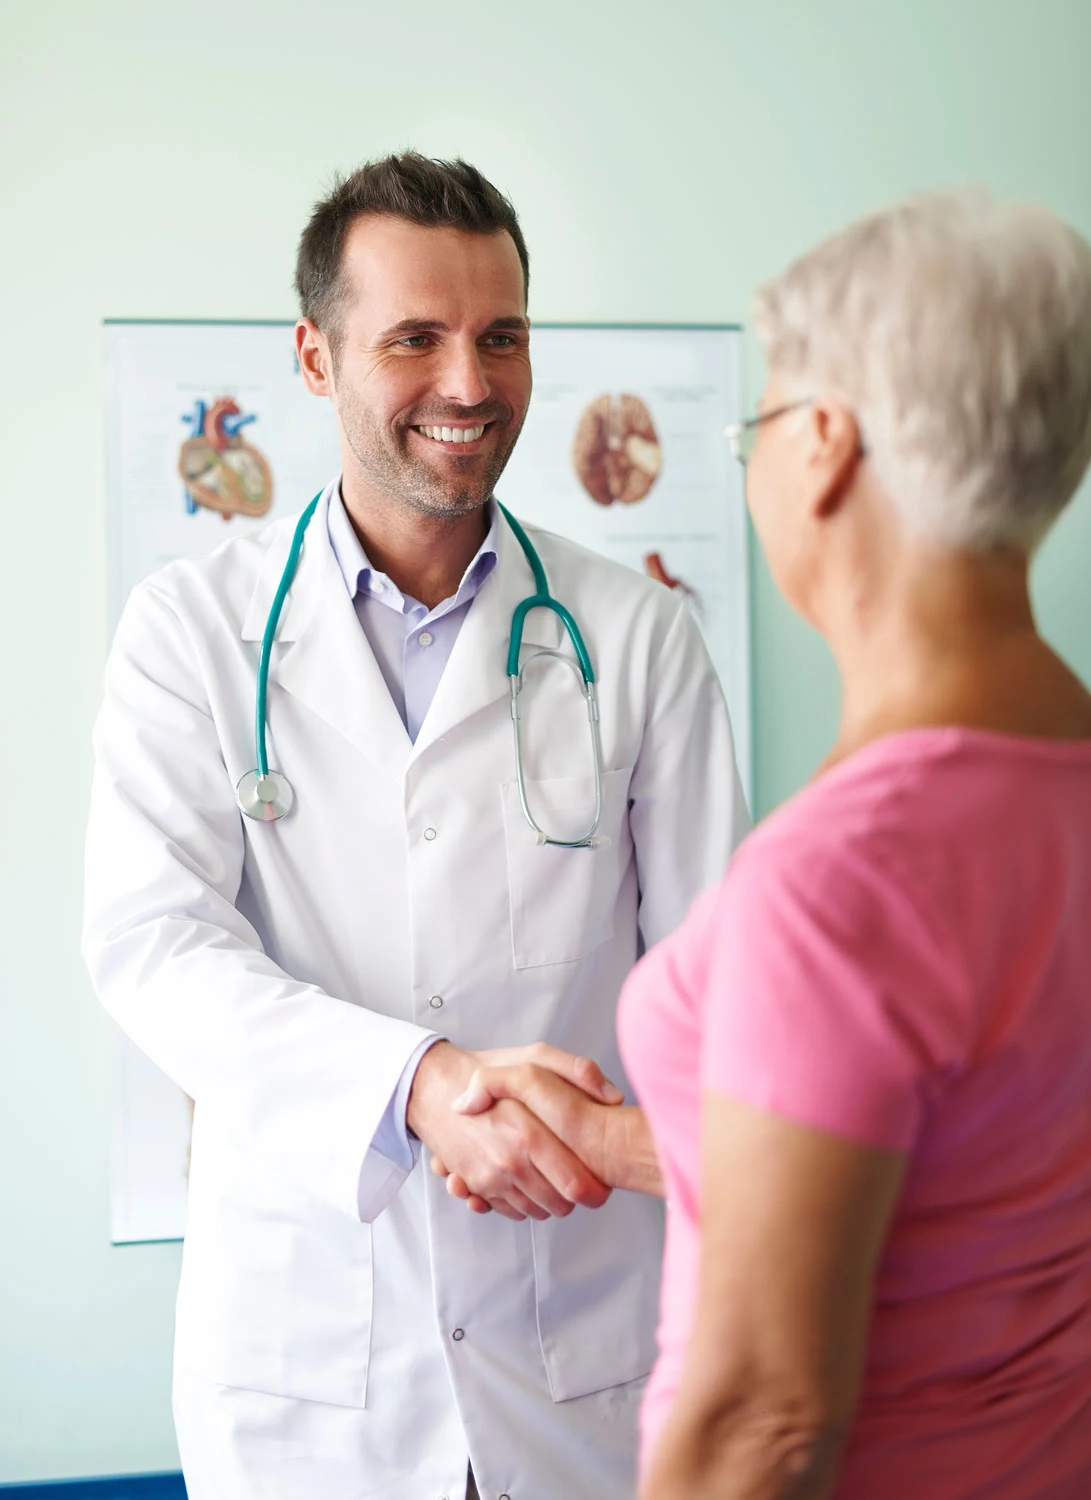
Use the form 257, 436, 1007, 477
619, 192, 1091, 1498
440, 190, 1091, 1498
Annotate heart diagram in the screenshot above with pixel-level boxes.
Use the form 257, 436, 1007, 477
572, 393, 662, 506
179, 397, 274, 520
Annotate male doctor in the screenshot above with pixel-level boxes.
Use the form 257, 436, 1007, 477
83, 153, 749, 1500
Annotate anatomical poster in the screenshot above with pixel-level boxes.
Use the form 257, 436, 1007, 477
497, 325, 749, 795
102, 320, 747, 1244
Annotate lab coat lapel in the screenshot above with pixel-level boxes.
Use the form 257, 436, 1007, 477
411, 510, 560, 762
241, 488, 412, 768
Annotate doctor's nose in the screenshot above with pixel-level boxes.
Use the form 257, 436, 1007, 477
435, 339, 491, 409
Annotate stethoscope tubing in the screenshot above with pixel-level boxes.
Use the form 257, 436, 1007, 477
254, 493, 321, 778
497, 504, 596, 684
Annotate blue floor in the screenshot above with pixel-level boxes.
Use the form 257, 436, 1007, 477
0, 1478, 186, 1497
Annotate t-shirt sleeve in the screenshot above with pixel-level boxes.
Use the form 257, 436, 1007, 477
700, 833, 970, 1152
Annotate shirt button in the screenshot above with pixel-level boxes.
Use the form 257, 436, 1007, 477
429, 995, 444, 1010
418, 630, 434, 647
452, 1327, 465, 1342
424, 827, 437, 841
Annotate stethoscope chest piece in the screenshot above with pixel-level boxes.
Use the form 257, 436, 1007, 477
236, 768, 294, 822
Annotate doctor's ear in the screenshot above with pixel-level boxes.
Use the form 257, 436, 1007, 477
296, 318, 336, 396
806, 399, 864, 519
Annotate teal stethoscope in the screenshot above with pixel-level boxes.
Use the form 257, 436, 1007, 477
235, 494, 605, 848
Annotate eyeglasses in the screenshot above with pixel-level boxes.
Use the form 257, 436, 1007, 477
724, 399, 814, 464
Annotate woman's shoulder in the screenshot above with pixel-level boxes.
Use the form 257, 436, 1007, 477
729, 732, 945, 888
736, 725, 1091, 885
675, 752, 920, 971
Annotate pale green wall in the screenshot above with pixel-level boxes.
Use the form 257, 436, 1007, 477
1, 0, 1089, 1481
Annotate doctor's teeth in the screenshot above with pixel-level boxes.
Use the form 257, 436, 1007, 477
418, 424, 486, 443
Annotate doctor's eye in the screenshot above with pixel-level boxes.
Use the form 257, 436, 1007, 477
396, 335, 433, 349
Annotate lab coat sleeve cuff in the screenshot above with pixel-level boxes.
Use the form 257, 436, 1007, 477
356, 1034, 444, 1221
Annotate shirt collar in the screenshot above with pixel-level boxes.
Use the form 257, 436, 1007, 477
327, 484, 500, 614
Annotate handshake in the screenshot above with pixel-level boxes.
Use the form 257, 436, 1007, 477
406, 1041, 663, 1221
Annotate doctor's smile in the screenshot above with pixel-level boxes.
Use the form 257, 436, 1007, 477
414, 422, 488, 446
402, 401, 513, 459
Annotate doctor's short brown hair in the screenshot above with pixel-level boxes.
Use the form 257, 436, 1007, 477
295, 151, 530, 353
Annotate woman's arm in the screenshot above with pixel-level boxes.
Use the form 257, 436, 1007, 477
643, 1094, 904, 1500
602, 1099, 663, 1196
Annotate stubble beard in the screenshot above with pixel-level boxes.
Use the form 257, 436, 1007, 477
337, 386, 526, 523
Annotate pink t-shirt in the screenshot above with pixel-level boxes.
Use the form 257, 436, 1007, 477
618, 728, 1091, 1498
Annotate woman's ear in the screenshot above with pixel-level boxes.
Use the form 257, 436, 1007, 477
808, 399, 864, 519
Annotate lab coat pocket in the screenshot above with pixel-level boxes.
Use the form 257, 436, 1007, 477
501, 767, 632, 970
531, 1189, 664, 1402
176, 1182, 375, 1409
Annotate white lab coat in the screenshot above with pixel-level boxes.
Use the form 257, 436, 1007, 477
83, 483, 749, 1500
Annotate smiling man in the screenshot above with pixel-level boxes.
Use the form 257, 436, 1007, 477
83, 153, 749, 1500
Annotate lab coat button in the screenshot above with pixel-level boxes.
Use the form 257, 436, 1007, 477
424, 827, 437, 841
429, 995, 444, 1009
451, 1327, 465, 1341
418, 630, 434, 647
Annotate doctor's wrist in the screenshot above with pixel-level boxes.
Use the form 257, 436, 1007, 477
406, 1040, 473, 1143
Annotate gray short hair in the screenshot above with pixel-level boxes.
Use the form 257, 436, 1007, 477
752, 190, 1091, 552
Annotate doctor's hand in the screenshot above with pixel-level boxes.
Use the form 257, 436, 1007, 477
407, 1041, 617, 1222
432, 1048, 665, 1211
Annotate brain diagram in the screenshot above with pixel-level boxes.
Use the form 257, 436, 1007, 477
179, 397, 274, 519
572, 393, 662, 506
